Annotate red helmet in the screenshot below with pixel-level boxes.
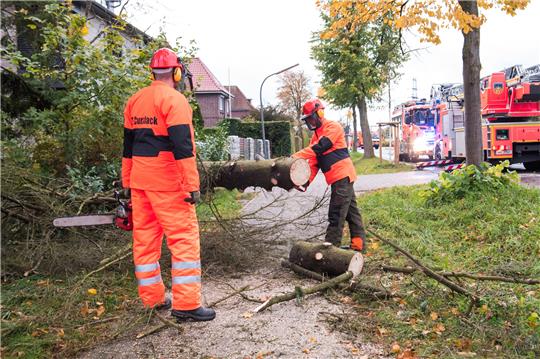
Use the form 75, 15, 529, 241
301, 99, 325, 119
301, 99, 325, 130
149, 48, 182, 69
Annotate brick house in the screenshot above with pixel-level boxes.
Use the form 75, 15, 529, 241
229, 85, 256, 119
187, 57, 232, 127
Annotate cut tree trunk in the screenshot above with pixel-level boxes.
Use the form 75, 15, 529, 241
199, 157, 310, 191
288, 241, 364, 277
357, 97, 374, 158
459, 0, 483, 166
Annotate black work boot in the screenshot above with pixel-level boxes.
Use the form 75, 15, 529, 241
171, 307, 216, 322
155, 293, 172, 311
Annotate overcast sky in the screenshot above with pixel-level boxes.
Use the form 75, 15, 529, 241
122, 0, 540, 128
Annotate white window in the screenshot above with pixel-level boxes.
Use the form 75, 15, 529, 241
219, 96, 224, 111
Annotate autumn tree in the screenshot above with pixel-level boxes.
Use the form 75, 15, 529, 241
319, 0, 530, 166
277, 70, 312, 119
312, 8, 405, 157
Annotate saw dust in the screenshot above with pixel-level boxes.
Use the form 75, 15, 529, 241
79, 268, 388, 359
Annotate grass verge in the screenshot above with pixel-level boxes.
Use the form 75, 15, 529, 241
1, 189, 244, 358
346, 184, 540, 358
351, 152, 413, 175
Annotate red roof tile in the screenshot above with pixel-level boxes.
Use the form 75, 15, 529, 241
187, 57, 229, 94
229, 85, 256, 112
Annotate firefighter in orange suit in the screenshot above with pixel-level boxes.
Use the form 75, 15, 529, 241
292, 99, 366, 252
122, 48, 215, 322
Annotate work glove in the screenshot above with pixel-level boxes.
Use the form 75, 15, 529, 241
184, 191, 201, 204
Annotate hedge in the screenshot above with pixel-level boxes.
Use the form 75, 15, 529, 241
221, 118, 292, 157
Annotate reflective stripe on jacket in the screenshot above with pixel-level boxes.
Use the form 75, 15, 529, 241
293, 119, 357, 185
122, 81, 199, 192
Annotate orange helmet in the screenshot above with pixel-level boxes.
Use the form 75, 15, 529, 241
301, 99, 325, 130
150, 48, 182, 69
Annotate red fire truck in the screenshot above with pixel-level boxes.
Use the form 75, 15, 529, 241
431, 69, 540, 170
391, 100, 436, 161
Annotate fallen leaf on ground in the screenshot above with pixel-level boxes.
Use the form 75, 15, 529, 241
302, 348, 310, 354
87, 288, 97, 296
308, 337, 318, 343
450, 307, 460, 315
242, 311, 253, 319
377, 327, 388, 336
397, 349, 419, 359
391, 343, 401, 353
37, 280, 49, 287
430, 312, 439, 321
434, 323, 446, 334
96, 305, 105, 317
80, 301, 89, 317
340, 296, 354, 305
454, 338, 472, 351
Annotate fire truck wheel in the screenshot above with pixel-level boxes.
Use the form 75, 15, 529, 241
524, 161, 540, 172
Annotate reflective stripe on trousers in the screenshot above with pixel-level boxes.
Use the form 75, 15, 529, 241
135, 262, 162, 287
132, 189, 201, 310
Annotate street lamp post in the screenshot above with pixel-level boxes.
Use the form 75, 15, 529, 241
259, 63, 299, 159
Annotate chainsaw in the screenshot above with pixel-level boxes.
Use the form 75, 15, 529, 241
53, 185, 133, 231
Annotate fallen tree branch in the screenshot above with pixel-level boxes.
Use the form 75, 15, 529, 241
99, 243, 132, 265
367, 229, 480, 303
208, 285, 250, 308
253, 271, 353, 313
281, 259, 394, 299
80, 251, 131, 283
440, 271, 539, 285
381, 265, 539, 285
136, 323, 166, 339
154, 311, 184, 333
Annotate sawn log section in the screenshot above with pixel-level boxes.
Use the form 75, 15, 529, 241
199, 158, 310, 191
288, 241, 363, 277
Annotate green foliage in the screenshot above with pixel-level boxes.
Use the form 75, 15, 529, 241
196, 124, 229, 161
312, 8, 406, 109
423, 161, 520, 204
222, 118, 292, 157
0, 1, 196, 182
355, 184, 540, 357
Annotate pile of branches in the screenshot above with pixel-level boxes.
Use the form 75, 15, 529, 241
1, 164, 121, 277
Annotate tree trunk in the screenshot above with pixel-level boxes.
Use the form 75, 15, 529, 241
352, 105, 358, 152
459, 0, 483, 166
288, 241, 364, 277
199, 157, 310, 191
357, 97, 374, 158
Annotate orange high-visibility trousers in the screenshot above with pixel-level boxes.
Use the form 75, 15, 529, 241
131, 188, 201, 311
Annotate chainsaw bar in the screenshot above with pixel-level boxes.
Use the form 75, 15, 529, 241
53, 214, 115, 228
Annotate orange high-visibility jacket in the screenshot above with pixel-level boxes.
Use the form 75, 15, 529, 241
293, 119, 357, 185
122, 81, 199, 192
